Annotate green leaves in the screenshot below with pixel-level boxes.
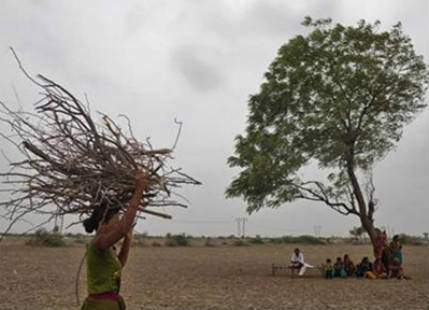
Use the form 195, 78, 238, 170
227, 17, 428, 215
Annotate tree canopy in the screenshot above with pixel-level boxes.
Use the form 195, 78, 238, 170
226, 18, 428, 223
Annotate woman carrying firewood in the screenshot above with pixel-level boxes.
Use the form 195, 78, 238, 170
80, 170, 149, 310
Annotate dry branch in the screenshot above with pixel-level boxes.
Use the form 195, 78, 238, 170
0, 51, 200, 237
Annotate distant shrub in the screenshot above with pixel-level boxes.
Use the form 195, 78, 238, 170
349, 226, 366, 239
233, 240, 249, 246
69, 233, 88, 244
269, 238, 283, 244
74, 236, 87, 244
398, 234, 425, 245
205, 237, 215, 247
134, 232, 148, 239
133, 232, 148, 247
151, 241, 162, 247
165, 234, 189, 247
290, 235, 325, 244
27, 228, 66, 247
268, 235, 325, 245
250, 235, 264, 244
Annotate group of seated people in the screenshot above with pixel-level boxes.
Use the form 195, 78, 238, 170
289, 235, 408, 280
322, 254, 406, 280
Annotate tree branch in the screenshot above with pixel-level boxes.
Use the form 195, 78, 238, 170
292, 181, 359, 216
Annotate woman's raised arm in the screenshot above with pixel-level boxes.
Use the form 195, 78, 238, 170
94, 171, 148, 250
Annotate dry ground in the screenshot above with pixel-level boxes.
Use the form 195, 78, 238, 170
0, 239, 428, 310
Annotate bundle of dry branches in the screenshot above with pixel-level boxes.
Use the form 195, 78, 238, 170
0, 50, 200, 236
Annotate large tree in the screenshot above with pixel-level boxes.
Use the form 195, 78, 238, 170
226, 17, 428, 249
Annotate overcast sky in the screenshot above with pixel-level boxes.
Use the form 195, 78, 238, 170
0, 0, 428, 237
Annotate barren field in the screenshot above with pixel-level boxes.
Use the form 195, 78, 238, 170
0, 239, 428, 310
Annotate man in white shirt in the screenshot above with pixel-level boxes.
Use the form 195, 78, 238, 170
289, 248, 306, 276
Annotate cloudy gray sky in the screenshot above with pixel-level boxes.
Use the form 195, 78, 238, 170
0, 0, 428, 237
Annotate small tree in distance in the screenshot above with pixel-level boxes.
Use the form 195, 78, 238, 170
349, 226, 365, 240
226, 17, 428, 253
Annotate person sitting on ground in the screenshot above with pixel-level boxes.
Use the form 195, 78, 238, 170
334, 257, 347, 278
382, 243, 392, 272
389, 235, 403, 266
289, 248, 306, 277
343, 254, 356, 276
373, 258, 388, 279
388, 256, 410, 280
356, 256, 373, 278
323, 258, 334, 279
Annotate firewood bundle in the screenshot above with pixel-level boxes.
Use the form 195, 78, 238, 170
0, 55, 200, 234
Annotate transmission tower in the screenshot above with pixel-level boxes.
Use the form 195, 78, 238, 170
234, 217, 248, 237
234, 218, 241, 237
313, 225, 322, 237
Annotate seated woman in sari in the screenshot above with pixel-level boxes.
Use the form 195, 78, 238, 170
343, 254, 356, 277
389, 235, 403, 266
333, 257, 347, 278
356, 257, 373, 278
382, 245, 392, 272
373, 258, 387, 279
388, 257, 410, 280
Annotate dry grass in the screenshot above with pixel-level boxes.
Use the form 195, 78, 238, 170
0, 239, 427, 310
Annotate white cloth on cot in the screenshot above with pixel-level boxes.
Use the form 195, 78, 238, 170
299, 263, 317, 275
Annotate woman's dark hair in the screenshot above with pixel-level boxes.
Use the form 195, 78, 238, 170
393, 234, 399, 241
83, 203, 120, 233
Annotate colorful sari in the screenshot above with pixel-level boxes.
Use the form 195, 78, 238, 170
343, 258, 355, 276
81, 293, 126, 310
388, 258, 404, 279
373, 259, 387, 278
390, 240, 403, 265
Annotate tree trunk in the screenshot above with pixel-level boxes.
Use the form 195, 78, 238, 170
359, 213, 376, 246
346, 150, 377, 253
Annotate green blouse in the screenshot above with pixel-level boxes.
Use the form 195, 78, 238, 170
86, 240, 122, 295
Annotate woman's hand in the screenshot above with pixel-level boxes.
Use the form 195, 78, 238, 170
135, 170, 149, 191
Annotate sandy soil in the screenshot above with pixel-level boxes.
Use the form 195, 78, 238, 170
0, 239, 427, 310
